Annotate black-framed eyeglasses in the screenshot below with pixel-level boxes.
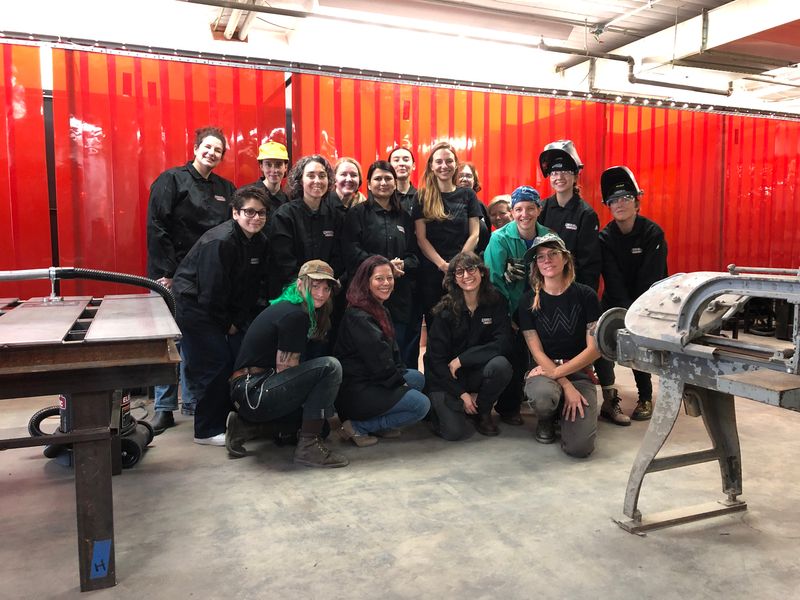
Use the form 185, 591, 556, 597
239, 208, 267, 219
454, 265, 479, 278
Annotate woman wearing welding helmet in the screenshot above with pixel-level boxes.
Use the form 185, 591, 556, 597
595, 166, 668, 422
250, 140, 290, 214
537, 140, 601, 292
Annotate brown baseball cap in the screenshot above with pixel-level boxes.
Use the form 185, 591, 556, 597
298, 260, 341, 291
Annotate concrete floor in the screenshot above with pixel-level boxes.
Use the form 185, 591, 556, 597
2, 368, 800, 600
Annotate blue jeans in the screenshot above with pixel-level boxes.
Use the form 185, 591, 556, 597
350, 369, 430, 435
154, 342, 194, 412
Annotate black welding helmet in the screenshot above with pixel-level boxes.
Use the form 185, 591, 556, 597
601, 165, 643, 205
538, 140, 583, 177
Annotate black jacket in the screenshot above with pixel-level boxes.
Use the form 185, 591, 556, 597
246, 179, 289, 215
146, 162, 236, 279
342, 197, 419, 323
334, 306, 408, 420
538, 193, 601, 291
173, 220, 267, 333
397, 184, 418, 216
424, 301, 512, 398
266, 197, 344, 298
600, 215, 668, 310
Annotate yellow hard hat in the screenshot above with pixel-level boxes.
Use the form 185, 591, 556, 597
257, 141, 289, 162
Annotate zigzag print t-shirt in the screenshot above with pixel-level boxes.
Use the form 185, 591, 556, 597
518, 283, 601, 360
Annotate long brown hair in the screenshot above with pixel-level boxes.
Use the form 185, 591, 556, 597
433, 252, 501, 326
528, 245, 576, 311
418, 141, 459, 221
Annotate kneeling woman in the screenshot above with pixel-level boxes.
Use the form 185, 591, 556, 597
226, 260, 349, 468
334, 256, 430, 447
520, 233, 601, 458
425, 252, 513, 440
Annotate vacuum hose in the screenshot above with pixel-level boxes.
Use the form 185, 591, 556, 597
0, 266, 175, 315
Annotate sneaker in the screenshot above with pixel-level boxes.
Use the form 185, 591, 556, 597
225, 412, 250, 458
534, 418, 556, 444
193, 433, 226, 446
293, 435, 349, 468
338, 420, 378, 447
599, 388, 631, 426
149, 410, 175, 435
632, 399, 653, 421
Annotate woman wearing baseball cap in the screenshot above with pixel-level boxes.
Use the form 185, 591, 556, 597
519, 232, 601, 457
250, 140, 290, 214
226, 259, 349, 467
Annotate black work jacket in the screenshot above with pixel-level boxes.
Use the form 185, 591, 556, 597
146, 162, 235, 279
538, 193, 601, 291
342, 196, 419, 323
397, 184, 418, 216
247, 178, 290, 215
334, 306, 407, 420
173, 220, 267, 333
599, 215, 668, 310
424, 301, 512, 398
266, 197, 344, 298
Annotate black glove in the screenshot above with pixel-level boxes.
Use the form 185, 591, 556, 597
504, 257, 526, 284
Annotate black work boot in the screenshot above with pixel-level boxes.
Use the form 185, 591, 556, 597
293, 434, 349, 468
534, 417, 557, 444
475, 413, 500, 436
600, 388, 631, 426
150, 410, 175, 435
225, 411, 261, 458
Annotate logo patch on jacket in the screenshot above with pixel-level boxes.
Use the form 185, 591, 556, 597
481, 318, 493, 325
631, 247, 642, 254
397, 225, 405, 233
565, 223, 577, 230
214, 195, 227, 202
323, 230, 334, 237
250, 257, 260, 264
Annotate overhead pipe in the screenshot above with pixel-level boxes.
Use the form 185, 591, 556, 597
539, 40, 733, 97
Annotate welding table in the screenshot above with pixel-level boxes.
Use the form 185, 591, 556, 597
0, 294, 180, 591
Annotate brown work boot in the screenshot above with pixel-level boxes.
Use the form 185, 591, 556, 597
600, 388, 631, 426
475, 413, 500, 436
632, 398, 653, 421
225, 411, 261, 458
338, 420, 378, 447
293, 434, 349, 468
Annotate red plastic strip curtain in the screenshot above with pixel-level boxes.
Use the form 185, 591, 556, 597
50, 49, 286, 295
292, 73, 800, 272
0, 44, 52, 299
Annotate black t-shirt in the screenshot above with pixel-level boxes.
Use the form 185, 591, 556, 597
412, 187, 483, 263
233, 301, 310, 371
518, 283, 601, 360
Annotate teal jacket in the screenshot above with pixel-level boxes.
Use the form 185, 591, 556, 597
484, 220, 550, 315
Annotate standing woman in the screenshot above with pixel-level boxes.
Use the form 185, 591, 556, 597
329, 157, 366, 215
146, 126, 236, 432
388, 146, 418, 214
457, 161, 491, 253
413, 141, 482, 326
520, 233, 601, 458
172, 185, 270, 445
334, 256, 430, 447
342, 160, 419, 366
537, 140, 601, 291
425, 252, 513, 440
249, 141, 290, 214
267, 155, 343, 299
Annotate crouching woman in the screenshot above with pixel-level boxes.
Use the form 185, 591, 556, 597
520, 233, 601, 458
226, 260, 349, 468
425, 252, 513, 440
334, 256, 430, 447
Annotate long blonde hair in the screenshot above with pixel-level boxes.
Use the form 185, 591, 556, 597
419, 141, 459, 221
529, 246, 576, 311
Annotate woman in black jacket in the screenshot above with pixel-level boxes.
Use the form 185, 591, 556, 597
334, 256, 430, 447
342, 160, 419, 366
425, 251, 513, 440
172, 185, 269, 445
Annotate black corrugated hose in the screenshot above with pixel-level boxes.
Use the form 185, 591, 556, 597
59, 267, 176, 315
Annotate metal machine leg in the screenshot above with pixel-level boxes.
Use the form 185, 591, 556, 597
622, 377, 685, 521
698, 390, 744, 501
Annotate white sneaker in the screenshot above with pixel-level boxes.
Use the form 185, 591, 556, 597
193, 433, 226, 446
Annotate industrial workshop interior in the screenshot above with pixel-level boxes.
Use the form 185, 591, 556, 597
2, 0, 800, 597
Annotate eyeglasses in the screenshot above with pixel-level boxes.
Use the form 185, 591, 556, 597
607, 194, 636, 206
239, 208, 267, 219
454, 265, 479, 278
549, 170, 572, 178
534, 250, 562, 263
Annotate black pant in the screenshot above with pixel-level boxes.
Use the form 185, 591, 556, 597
594, 357, 653, 400
495, 329, 529, 416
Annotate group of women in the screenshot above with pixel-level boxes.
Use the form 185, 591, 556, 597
146, 126, 668, 467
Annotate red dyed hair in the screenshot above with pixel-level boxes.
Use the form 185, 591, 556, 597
346, 255, 395, 340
